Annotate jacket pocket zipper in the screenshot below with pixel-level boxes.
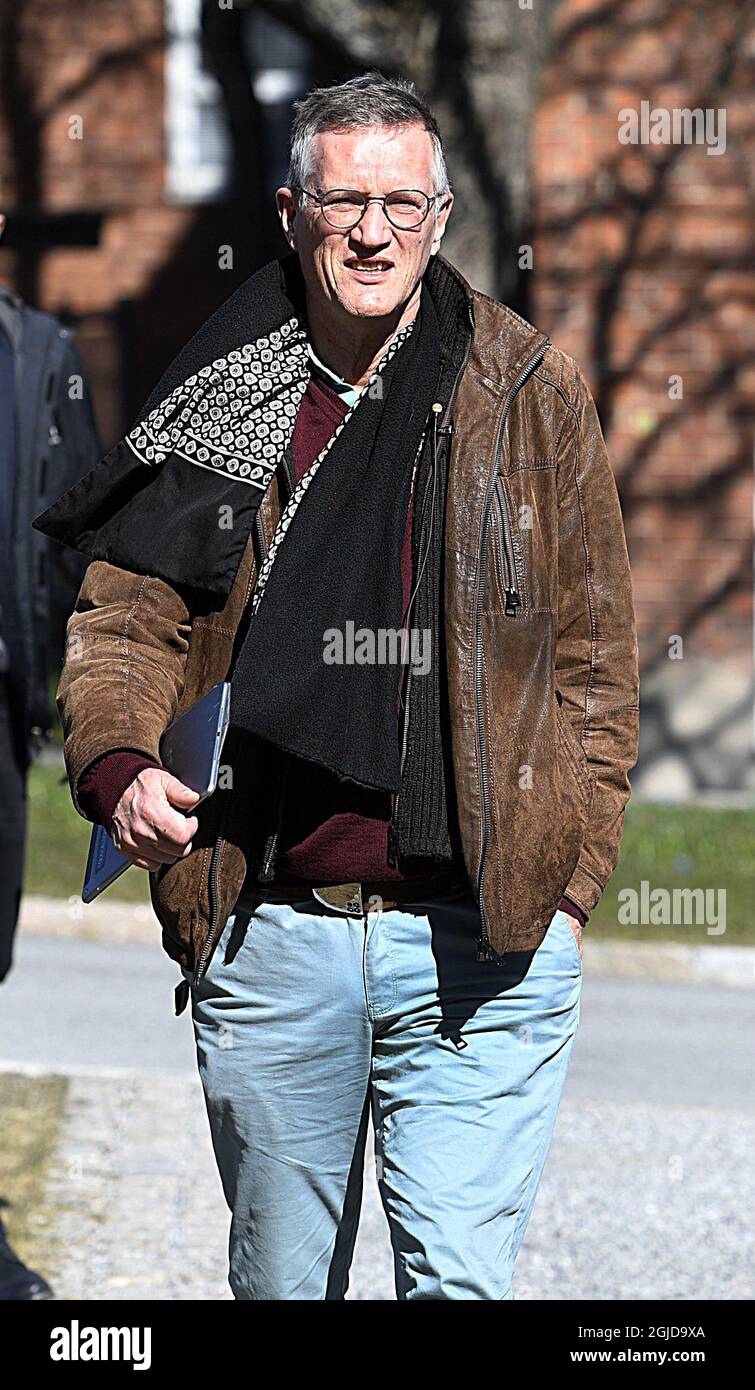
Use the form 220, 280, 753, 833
492, 475, 522, 616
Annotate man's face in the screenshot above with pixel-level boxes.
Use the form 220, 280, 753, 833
277, 124, 453, 323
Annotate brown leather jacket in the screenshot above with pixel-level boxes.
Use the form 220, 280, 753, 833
56, 258, 639, 976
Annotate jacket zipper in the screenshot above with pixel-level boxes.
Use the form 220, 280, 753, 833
474, 339, 550, 962
493, 476, 523, 616
253, 512, 266, 585
193, 834, 223, 986
387, 656, 414, 867
388, 412, 440, 866
257, 750, 293, 884
387, 442, 423, 870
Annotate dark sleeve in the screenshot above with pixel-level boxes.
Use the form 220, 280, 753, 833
52, 339, 103, 589
56, 339, 102, 477
40, 337, 106, 728
560, 896, 588, 928
77, 750, 162, 829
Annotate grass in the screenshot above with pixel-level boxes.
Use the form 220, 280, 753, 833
25, 763, 755, 942
587, 802, 754, 945
0, 1073, 69, 1284
25, 761, 150, 904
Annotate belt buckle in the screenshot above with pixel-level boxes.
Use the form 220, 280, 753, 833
312, 881, 364, 915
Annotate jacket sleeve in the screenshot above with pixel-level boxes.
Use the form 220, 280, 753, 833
31, 338, 104, 743
53, 339, 102, 590
56, 560, 192, 819
57, 340, 101, 472
555, 360, 640, 918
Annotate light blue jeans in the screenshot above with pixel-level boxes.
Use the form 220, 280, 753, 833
189, 890, 582, 1300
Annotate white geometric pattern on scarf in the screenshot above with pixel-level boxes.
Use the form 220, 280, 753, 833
124, 317, 309, 490
249, 319, 416, 617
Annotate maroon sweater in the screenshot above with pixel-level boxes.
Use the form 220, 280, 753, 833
78, 372, 586, 920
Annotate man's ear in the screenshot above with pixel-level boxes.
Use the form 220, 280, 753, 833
430, 193, 453, 257
276, 188, 298, 249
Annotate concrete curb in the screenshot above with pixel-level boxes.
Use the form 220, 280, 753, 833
19, 893, 159, 946
583, 940, 755, 989
17, 895, 755, 988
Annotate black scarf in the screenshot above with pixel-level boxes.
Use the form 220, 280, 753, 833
230, 280, 442, 793
33, 254, 473, 859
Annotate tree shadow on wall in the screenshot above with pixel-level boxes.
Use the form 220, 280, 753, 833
544, 0, 754, 792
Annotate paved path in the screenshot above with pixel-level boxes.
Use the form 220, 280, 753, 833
2, 932, 753, 1300
37, 1070, 755, 1301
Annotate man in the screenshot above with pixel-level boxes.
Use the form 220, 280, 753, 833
34, 72, 639, 1301
0, 210, 100, 1298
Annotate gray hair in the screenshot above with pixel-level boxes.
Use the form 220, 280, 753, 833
287, 71, 450, 198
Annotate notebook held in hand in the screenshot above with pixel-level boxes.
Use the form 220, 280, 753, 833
81, 682, 231, 903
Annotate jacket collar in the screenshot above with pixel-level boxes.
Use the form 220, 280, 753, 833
427, 253, 548, 395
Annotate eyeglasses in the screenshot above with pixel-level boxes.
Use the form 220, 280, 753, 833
291, 186, 442, 230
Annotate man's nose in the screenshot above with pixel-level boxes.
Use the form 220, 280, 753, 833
351, 200, 394, 246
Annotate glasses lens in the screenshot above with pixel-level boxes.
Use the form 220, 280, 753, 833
320, 191, 366, 228
385, 191, 430, 227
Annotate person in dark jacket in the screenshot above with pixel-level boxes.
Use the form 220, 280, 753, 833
0, 210, 101, 1299
0, 213, 101, 985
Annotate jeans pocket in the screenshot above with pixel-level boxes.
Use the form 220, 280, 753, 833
552, 909, 583, 974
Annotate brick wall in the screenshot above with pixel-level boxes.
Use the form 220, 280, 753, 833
532, 0, 754, 792
0, 0, 271, 442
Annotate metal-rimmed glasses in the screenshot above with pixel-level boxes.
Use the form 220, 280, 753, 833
291, 186, 443, 230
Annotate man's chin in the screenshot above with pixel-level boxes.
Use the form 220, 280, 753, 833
337, 289, 405, 321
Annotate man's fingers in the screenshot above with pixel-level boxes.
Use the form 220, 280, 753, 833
163, 774, 202, 812
117, 845, 184, 868
116, 846, 170, 872
138, 806, 198, 847
117, 836, 193, 869
115, 827, 194, 864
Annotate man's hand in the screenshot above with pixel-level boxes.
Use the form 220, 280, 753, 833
562, 911, 583, 958
110, 768, 200, 871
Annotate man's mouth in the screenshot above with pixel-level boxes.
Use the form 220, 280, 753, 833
344, 258, 394, 278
